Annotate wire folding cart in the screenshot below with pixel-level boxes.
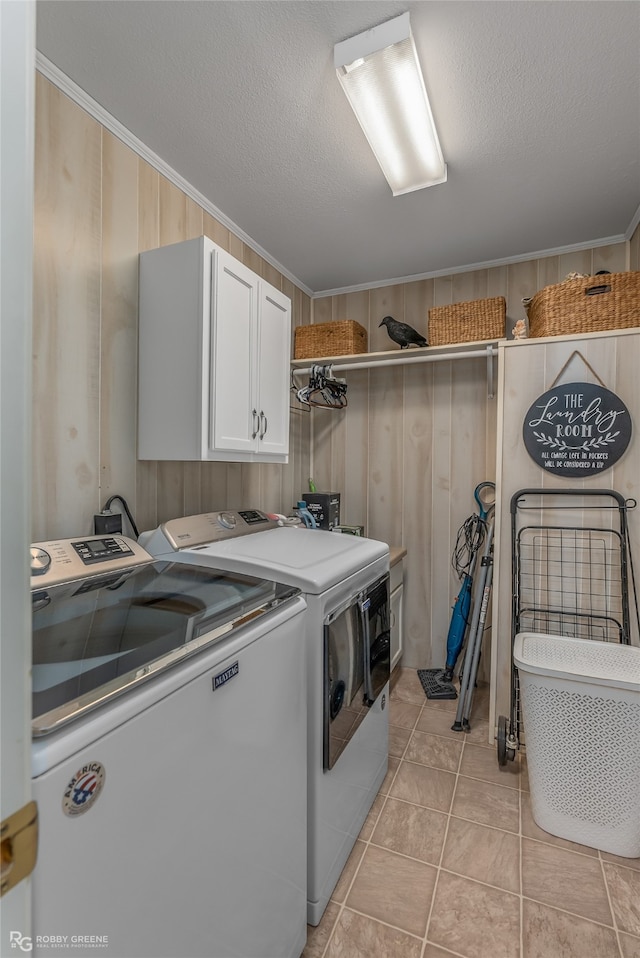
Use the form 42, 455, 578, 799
497, 487, 638, 766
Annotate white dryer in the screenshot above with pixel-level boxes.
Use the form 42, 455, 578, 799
142, 510, 391, 925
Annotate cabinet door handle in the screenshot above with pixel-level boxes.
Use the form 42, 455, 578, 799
251, 409, 259, 439
259, 411, 268, 440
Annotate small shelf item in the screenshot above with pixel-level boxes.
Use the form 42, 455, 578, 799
294, 320, 367, 359
527, 271, 640, 338
428, 296, 506, 346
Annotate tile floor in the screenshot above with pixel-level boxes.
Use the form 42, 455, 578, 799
302, 668, 640, 958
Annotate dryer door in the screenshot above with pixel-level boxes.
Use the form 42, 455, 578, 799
322, 572, 390, 771
360, 573, 391, 707
323, 597, 365, 770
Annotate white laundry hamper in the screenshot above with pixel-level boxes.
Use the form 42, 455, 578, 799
513, 632, 640, 857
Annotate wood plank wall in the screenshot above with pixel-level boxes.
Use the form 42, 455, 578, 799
311, 241, 630, 672
32, 74, 311, 543
491, 329, 640, 733
33, 72, 637, 677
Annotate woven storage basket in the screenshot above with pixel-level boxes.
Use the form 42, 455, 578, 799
428, 296, 506, 346
294, 320, 368, 359
528, 271, 640, 338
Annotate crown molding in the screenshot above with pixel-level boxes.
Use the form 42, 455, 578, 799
312, 234, 631, 298
625, 202, 640, 241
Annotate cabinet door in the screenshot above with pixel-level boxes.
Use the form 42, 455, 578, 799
390, 582, 404, 670
256, 283, 291, 458
210, 249, 259, 454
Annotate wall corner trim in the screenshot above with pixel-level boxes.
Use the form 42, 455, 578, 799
625, 202, 640, 242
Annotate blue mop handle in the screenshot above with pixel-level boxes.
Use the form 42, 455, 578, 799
444, 573, 473, 671
474, 481, 496, 521
444, 481, 495, 674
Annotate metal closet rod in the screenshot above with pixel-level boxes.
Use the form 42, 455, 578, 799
292, 344, 497, 399
291, 344, 497, 375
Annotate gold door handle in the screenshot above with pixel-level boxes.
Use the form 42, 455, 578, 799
1, 801, 38, 897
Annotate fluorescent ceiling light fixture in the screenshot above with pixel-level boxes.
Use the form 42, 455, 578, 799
334, 12, 447, 196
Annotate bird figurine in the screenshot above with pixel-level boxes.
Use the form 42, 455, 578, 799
379, 316, 428, 349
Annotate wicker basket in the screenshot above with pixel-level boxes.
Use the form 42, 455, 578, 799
294, 320, 368, 359
528, 271, 640, 338
428, 296, 506, 346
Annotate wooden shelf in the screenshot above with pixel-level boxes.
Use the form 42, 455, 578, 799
290, 338, 501, 372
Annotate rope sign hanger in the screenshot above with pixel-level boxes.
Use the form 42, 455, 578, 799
550, 349, 608, 389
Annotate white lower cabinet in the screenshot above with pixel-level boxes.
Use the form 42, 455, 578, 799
138, 236, 290, 463
390, 559, 404, 670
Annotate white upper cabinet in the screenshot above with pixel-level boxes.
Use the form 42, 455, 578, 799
138, 236, 291, 463
255, 282, 292, 458
210, 250, 259, 455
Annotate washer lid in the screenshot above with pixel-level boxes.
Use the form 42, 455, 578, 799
185, 527, 389, 593
31, 559, 299, 736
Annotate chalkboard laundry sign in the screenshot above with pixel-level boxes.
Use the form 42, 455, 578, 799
523, 382, 632, 477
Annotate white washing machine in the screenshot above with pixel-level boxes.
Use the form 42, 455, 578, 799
141, 510, 390, 925
29, 534, 307, 958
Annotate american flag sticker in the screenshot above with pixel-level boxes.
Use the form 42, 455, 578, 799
62, 761, 106, 817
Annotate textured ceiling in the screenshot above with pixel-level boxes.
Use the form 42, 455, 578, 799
36, 0, 640, 293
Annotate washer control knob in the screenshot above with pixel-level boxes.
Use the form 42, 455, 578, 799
30, 547, 52, 576
217, 512, 237, 530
